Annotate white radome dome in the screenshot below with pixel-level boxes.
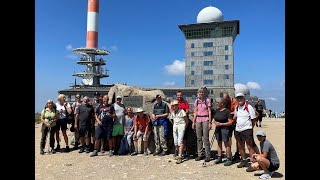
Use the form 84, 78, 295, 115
197, 6, 224, 23
234, 83, 250, 96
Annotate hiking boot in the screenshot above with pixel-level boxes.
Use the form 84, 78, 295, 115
176, 156, 182, 164
73, 143, 79, 150
100, 148, 105, 154
144, 151, 149, 156
65, 146, 70, 152
79, 147, 84, 153
259, 125, 262, 127
55, 144, 61, 151
204, 156, 211, 162
237, 159, 249, 168
50, 148, 56, 154
153, 151, 161, 156
131, 151, 138, 156
246, 166, 256, 172
159, 151, 168, 156
195, 155, 205, 161
90, 150, 98, 157
40, 149, 44, 155
85, 146, 90, 153
224, 159, 232, 166
109, 150, 114, 157
232, 152, 241, 162
214, 157, 223, 164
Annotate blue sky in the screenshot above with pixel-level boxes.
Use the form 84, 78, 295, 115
35, 0, 285, 113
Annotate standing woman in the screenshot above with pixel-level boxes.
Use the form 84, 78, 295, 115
55, 94, 72, 152
212, 98, 233, 166
124, 107, 135, 154
192, 87, 212, 162
40, 100, 58, 155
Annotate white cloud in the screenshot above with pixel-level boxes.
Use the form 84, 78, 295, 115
110, 45, 118, 51
65, 44, 73, 51
164, 60, 185, 75
65, 54, 77, 60
246, 82, 262, 90
266, 97, 278, 101
163, 81, 175, 86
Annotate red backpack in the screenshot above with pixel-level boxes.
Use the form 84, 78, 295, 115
236, 102, 249, 113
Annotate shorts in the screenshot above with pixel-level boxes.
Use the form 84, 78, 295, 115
269, 163, 280, 172
133, 131, 151, 141
235, 129, 254, 146
258, 112, 263, 122
95, 124, 113, 140
79, 126, 91, 138
56, 118, 68, 131
112, 124, 124, 136
214, 127, 229, 142
228, 123, 236, 137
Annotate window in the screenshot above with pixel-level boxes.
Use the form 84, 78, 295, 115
191, 43, 195, 48
225, 74, 229, 79
191, 61, 195, 66
191, 80, 195, 85
203, 42, 213, 48
225, 65, 229, 70
191, 71, 195, 75
225, 45, 229, 50
203, 51, 213, 56
183, 95, 186, 99
203, 70, 213, 75
203, 79, 213, 85
191, 52, 195, 57
204, 61, 213, 66
192, 95, 196, 99
225, 55, 228, 60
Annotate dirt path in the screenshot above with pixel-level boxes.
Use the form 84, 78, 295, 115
35, 118, 285, 180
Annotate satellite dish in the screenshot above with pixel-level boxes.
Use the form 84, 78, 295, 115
82, 75, 93, 85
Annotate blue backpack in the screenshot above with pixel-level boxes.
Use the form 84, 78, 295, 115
118, 136, 129, 155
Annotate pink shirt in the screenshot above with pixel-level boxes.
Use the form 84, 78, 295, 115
194, 98, 211, 123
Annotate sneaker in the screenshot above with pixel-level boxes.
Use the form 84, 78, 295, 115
176, 156, 182, 164
153, 151, 161, 156
204, 157, 211, 162
109, 150, 114, 157
55, 144, 61, 151
40, 149, 44, 155
224, 159, 232, 166
259, 173, 272, 179
237, 159, 248, 168
144, 151, 149, 156
79, 147, 84, 153
195, 155, 205, 161
159, 151, 168, 156
232, 152, 241, 162
50, 148, 56, 154
90, 150, 98, 157
214, 157, 222, 164
246, 166, 256, 172
131, 151, 138, 156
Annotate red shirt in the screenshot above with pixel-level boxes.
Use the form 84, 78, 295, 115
134, 114, 151, 132
170, 99, 190, 112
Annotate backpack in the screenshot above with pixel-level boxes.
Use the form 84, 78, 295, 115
118, 135, 129, 155
195, 97, 215, 120
235, 102, 249, 113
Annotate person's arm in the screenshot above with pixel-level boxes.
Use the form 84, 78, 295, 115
95, 114, 102, 125
66, 103, 72, 114
40, 111, 49, 127
144, 116, 150, 134
133, 116, 138, 138
184, 115, 188, 128
74, 107, 79, 129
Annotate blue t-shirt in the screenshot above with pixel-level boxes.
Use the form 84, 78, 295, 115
96, 104, 114, 125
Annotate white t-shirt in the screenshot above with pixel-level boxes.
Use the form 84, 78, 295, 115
169, 109, 187, 126
234, 104, 256, 132
56, 102, 71, 119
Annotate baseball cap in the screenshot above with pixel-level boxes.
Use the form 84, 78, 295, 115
256, 130, 266, 137
235, 93, 245, 98
156, 94, 162, 98
116, 95, 122, 99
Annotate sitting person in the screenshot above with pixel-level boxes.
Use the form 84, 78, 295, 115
246, 130, 280, 179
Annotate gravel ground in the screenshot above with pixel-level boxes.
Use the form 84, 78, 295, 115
35, 118, 285, 180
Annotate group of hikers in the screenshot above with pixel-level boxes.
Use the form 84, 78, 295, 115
39, 87, 280, 179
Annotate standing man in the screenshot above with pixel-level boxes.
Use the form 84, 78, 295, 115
91, 92, 101, 150
75, 96, 95, 153
90, 95, 115, 157
71, 93, 82, 150
255, 100, 264, 127
233, 93, 257, 168
152, 94, 170, 156
112, 95, 126, 155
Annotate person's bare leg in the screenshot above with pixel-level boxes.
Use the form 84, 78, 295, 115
95, 139, 101, 150
217, 141, 223, 157
224, 141, 231, 159
237, 141, 246, 159
55, 130, 60, 146
256, 156, 271, 172
62, 130, 69, 146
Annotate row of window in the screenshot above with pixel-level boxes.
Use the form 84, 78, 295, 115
190, 75, 230, 85
191, 43, 229, 50
191, 61, 230, 69
190, 70, 230, 76
191, 54, 229, 60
